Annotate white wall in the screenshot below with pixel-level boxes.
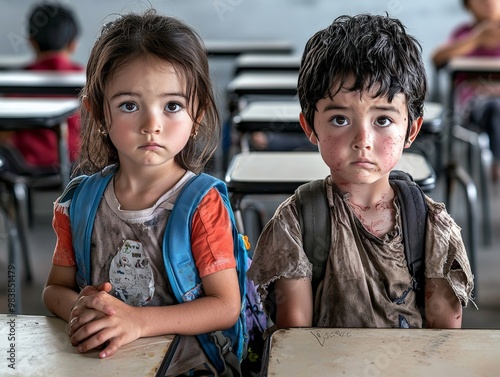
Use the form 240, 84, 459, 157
0, 0, 471, 108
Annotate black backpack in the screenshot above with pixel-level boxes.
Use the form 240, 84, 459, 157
266, 170, 428, 324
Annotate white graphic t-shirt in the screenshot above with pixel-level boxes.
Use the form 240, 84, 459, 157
109, 240, 155, 306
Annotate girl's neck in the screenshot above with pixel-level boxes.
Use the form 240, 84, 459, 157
113, 164, 187, 210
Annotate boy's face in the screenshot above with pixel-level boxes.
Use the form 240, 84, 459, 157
300, 79, 421, 187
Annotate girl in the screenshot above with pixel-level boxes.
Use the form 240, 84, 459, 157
42, 10, 240, 376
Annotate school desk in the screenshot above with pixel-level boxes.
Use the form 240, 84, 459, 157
0, 97, 79, 186
263, 327, 500, 377
0, 55, 32, 70
204, 39, 293, 57
227, 72, 298, 98
224, 151, 436, 234
0, 98, 79, 301
0, 70, 85, 96
0, 314, 175, 376
232, 100, 303, 152
234, 53, 301, 75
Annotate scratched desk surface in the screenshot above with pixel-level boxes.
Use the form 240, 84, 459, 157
0, 315, 173, 377
266, 328, 500, 377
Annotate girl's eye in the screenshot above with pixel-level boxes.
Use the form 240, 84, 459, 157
330, 116, 349, 127
119, 102, 137, 112
165, 102, 182, 113
375, 117, 392, 127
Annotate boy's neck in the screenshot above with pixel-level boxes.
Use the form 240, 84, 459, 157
341, 185, 397, 238
331, 177, 395, 208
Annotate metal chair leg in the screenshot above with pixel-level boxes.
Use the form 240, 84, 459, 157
12, 182, 32, 282
446, 163, 479, 297
2, 207, 23, 314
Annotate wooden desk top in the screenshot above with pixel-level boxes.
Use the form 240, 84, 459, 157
0, 71, 85, 95
0, 315, 173, 377
0, 98, 79, 129
205, 40, 293, 57
265, 327, 500, 377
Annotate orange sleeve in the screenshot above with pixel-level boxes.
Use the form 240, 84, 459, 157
191, 188, 236, 278
52, 202, 76, 266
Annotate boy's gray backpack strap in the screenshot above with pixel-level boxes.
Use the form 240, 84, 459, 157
295, 179, 331, 295
389, 170, 427, 316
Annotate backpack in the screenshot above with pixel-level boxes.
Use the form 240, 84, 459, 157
60, 168, 267, 376
266, 170, 428, 324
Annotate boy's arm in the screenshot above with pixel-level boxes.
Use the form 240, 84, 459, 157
425, 278, 462, 328
274, 277, 313, 328
69, 267, 241, 359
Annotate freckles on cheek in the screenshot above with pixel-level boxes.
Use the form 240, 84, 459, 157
381, 136, 404, 167
324, 149, 344, 172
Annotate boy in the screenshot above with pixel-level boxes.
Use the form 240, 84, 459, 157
248, 14, 474, 329
7, 2, 83, 167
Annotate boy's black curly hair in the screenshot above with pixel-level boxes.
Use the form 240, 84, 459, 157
297, 14, 427, 136
28, 2, 80, 52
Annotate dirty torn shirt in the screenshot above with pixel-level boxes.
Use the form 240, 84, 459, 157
247, 177, 474, 328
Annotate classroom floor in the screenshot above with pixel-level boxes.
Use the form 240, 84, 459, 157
0, 164, 499, 328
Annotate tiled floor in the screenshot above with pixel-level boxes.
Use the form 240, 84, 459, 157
0, 168, 499, 328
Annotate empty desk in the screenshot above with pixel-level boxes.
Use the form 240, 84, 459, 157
233, 100, 301, 133
264, 327, 500, 376
0, 71, 85, 96
0, 98, 79, 292
0, 314, 175, 377
0, 55, 32, 70
227, 72, 298, 98
0, 97, 79, 185
205, 40, 293, 57
225, 151, 436, 233
234, 54, 301, 75
232, 100, 303, 151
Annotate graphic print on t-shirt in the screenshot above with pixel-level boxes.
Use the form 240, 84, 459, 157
109, 240, 155, 306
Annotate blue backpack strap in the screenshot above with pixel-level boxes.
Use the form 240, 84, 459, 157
68, 167, 116, 289
163, 173, 247, 373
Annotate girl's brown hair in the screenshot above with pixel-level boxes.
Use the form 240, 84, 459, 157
77, 9, 219, 175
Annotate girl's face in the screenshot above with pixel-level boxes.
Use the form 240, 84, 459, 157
467, 0, 500, 21
300, 79, 421, 188
103, 57, 195, 170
